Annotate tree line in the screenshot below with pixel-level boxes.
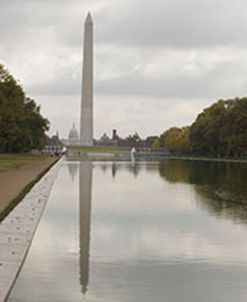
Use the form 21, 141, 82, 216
0, 64, 49, 153
154, 98, 247, 158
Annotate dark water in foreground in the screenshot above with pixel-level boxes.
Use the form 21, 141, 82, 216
8, 160, 247, 302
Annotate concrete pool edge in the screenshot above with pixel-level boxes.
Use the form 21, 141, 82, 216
0, 158, 63, 302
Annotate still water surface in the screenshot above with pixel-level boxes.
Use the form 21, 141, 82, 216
9, 160, 247, 302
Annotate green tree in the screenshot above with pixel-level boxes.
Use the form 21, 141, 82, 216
154, 126, 190, 153
190, 98, 247, 157
220, 99, 247, 156
155, 98, 247, 158
0, 64, 49, 153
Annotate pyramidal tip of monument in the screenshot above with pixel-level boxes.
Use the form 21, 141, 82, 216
85, 12, 93, 23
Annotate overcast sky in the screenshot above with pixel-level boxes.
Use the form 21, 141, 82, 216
1, 0, 247, 139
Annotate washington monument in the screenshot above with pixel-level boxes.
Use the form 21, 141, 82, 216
80, 12, 93, 146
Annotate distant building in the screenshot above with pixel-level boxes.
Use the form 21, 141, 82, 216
111, 129, 119, 146
68, 123, 79, 145
95, 129, 120, 146
43, 132, 64, 155
94, 129, 158, 148
98, 133, 111, 145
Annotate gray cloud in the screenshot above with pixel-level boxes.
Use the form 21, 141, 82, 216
95, 66, 244, 100
96, 0, 247, 48
2, 0, 247, 50
28, 50, 247, 100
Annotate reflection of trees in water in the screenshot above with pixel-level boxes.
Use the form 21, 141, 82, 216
159, 160, 247, 223
99, 162, 142, 178
112, 162, 117, 178
67, 162, 78, 182
79, 162, 92, 295
113, 162, 141, 177
196, 186, 247, 224
159, 160, 191, 184
129, 162, 141, 177
100, 163, 108, 173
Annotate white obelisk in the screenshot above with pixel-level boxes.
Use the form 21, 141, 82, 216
80, 12, 93, 146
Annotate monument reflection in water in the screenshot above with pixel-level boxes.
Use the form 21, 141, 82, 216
78, 161, 92, 294
77, 160, 141, 295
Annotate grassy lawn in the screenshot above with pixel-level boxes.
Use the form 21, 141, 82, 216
67, 145, 131, 153
0, 153, 50, 172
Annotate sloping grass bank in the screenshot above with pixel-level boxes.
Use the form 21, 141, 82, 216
0, 153, 60, 221
0, 153, 51, 172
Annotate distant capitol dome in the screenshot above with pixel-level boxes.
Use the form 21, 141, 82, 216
68, 123, 79, 145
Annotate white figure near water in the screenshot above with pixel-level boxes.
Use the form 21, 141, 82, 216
131, 148, 137, 162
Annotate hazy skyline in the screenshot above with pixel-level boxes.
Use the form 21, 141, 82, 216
1, 0, 247, 139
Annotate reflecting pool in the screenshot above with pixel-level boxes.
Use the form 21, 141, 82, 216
8, 160, 247, 302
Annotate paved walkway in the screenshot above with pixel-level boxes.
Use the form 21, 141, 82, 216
0, 159, 62, 302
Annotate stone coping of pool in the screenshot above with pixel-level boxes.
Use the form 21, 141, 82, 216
0, 158, 63, 302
